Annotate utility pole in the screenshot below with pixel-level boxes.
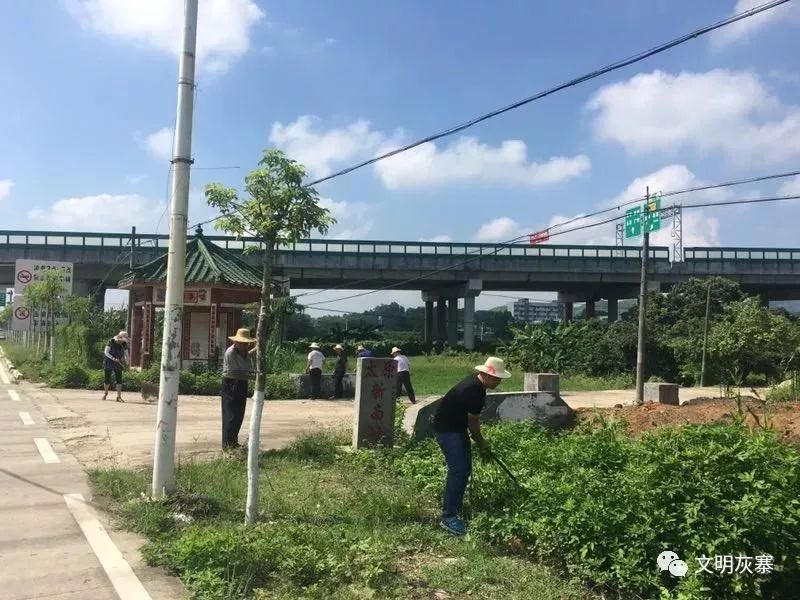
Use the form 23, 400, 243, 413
700, 280, 712, 387
152, 0, 198, 497
635, 187, 650, 405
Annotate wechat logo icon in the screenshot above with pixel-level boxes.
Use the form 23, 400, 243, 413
658, 550, 688, 577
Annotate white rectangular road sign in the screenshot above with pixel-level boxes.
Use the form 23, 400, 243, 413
14, 259, 74, 295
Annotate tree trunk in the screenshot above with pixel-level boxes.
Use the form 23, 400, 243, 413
245, 241, 274, 525
49, 300, 56, 364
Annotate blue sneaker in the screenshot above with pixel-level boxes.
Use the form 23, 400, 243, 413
440, 516, 467, 536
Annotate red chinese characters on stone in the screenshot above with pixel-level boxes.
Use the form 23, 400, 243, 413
370, 403, 386, 441
371, 383, 384, 401
364, 363, 377, 377
383, 361, 395, 380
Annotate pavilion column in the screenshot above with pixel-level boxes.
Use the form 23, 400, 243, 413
142, 300, 155, 368
182, 310, 191, 365
209, 297, 219, 365
130, 305, 143, 367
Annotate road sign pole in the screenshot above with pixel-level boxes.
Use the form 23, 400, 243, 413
635, 187, 650, 405
152, 0, 198, 497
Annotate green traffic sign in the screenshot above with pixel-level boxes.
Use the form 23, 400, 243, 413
645, 195, 661, 233
0, 291, 5, 307
624, 206, 641, 238
624, 194, 662, 238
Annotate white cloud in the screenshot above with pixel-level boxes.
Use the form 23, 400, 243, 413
588, 69, 800, 165
62, 0, 264, 73
0, 179, 13, 200
269, 116, 395, 179
475, 217, 525, 242
270, 115, 589, 188
28, 193, 164, 231
137, 126, 174, 160
376, 137, 590, 189
318, 197, 374, 240
778, 175, 800, 196
711, 0, 796, 48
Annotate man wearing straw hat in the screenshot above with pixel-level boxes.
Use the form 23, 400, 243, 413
391, 346, 416, 404
102, 330, 129, 403
221, 327, 255, 450
433, 356, 511, 536
329, 344, 347, 400
306, 342, 325, 399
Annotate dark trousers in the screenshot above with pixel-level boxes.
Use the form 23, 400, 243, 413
436, 432, 472, 519
332, 370, 344, 398
397, 371, 416, 403
309, 368, 322, 399
221, 377, 248, 449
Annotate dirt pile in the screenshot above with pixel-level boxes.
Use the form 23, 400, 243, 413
575, 397, 800, 447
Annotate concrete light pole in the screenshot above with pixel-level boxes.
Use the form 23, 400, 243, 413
152, 0, 198, 496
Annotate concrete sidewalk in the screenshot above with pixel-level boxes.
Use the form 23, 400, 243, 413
0, 355, 185, 600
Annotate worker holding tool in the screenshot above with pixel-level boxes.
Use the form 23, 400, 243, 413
432, 356, 511, 536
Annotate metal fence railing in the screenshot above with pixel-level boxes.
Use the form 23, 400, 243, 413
1, 230, 798, 263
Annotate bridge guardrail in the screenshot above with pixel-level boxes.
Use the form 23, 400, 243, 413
0, 230, 671, 260
2, 230, 799, 262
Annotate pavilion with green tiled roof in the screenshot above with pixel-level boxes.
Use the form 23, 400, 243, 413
119, 228, 262, 368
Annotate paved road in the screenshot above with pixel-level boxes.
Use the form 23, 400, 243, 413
0, 352, 185, 600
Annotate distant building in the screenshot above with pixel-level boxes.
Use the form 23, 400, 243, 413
512, 298, 563, 323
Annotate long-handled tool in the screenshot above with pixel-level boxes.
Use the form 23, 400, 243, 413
489, 451, 529, 494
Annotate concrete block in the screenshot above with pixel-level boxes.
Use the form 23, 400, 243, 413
523, 372, 560, 395
644, 382, 679, 405
483, 391, 575, 429
404, 389, 575, 441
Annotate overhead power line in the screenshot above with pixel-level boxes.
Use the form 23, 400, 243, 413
304, 0, 790, 187
186, 0, 789, 234
549, 168, 800, 233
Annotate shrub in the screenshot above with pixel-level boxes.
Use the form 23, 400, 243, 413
391, 421, 800, 599
142, 522, 393, 597
47, 362, 90, 388
767, 378, 799, 403
265, 374, 297, 399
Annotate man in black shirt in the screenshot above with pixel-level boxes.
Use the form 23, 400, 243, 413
432, 356, 511, 536
329, 344, 347, 399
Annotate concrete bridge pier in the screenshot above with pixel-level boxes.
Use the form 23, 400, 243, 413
423, 300, 434, 344
436, 298, 446, 343
423, 279, 482, 350
607, 296, 619, 323
447, 298, 458, 347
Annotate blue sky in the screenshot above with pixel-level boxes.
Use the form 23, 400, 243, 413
1, 0, 799, 312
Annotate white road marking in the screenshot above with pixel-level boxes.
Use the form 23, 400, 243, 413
0, 362, 9, 384
8, 389, 21, 402
19, 411, 34, 425
34, 437, 60, 463
64, 493, 153, 600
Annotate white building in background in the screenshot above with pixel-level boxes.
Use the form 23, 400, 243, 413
512, 298, 563, 323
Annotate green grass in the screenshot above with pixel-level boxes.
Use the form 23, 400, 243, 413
90, 428, 594, 600
1, 341, 53, 381
288, 352, 632, 396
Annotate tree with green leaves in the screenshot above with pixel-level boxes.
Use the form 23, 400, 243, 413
25, 273, 68, 363
206, 148, 334, 525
